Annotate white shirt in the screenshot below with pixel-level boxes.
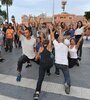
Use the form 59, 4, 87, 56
69, 46, 78, 59
64, 38, 70, 46
75, 26, 84, 35
53, 40, 68, 65
20, 35, 36, 59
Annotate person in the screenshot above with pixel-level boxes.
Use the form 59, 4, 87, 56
60, 22, 68, 35
33, 39, 54, 100
11, 15, 19, 48
5, 23, 14, 52
2, 22, 8, 51
50, 28, 71, 94
74, 21, 85, 61
64, 32, 71, 47
85, 27, 90, 41
68, 33, 84, 68
31, 22, 37, 38
16, 27, 39, 82
36, 37, 42, 53
68, 24, 75, 38
0, 28, 5, 62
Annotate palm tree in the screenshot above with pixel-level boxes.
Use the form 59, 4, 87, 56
1, 0, 13, 23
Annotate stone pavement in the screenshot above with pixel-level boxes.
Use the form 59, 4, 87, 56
0, 40, 90, 100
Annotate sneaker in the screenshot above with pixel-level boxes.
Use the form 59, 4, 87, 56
33, 91, 40, 100
64, 83, 70, 94
26, 63, 32, 68
16, 74, 22, 82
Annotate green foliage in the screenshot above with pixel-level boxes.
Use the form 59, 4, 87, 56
84, 11, 90, 20
0, 10, 7, 19
1, 0, 13, 6
1, 0, 13, 22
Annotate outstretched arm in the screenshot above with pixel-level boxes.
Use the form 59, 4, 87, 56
76, 33, 84, 49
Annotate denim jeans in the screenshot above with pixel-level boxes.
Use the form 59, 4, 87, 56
55, 63, 71, 86
17, 55, 39, 72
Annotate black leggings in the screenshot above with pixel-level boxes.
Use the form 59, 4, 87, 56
35, 64, 52, 92
68, 57, 78, 68
17, 55, 39, 72
75, 35, 83, 60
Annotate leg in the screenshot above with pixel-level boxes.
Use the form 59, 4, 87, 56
61, 65, 71, 94
79, 39, 83, 60
35, 66, 46, 92
16, 55, 30, 81
46, 68, 51, 76
17, 55, 29, 72
61, 65, 71, 86
5, 39, 9, 52
31, 58, 40, 65
26, 58, 32, 68
0, 47, 5, 62
55, 64, 71, 94
34, 66, 46, 100
68, 58, 76, 68
55, 64, 60, 76
9, 39, 13, 52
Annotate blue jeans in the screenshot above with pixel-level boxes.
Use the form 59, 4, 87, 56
55, 63, 71, 86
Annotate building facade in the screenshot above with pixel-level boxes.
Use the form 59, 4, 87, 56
54, 12, 87, 25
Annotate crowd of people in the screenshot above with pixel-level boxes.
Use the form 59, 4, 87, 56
0, 16, 89, 100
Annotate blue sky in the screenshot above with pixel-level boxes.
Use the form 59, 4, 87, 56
1, 0, 90, 23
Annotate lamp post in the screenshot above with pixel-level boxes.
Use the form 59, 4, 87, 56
0, 1, 1, 11
52, 0, 55, 23
61, 0, 67, 12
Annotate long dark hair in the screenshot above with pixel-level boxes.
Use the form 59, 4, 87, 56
76, 21, 83, 29
60, 22, 66, 29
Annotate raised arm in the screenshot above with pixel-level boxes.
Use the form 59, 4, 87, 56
17, 25, 25, 37
76, 33, 84, 49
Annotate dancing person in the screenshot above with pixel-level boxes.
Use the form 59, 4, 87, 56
33, 38, 54, 100
16, 27, 39, 82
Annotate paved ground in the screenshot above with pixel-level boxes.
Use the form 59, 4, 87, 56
0, 40, 90, 100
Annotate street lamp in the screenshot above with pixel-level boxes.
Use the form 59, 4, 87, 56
61, 0, 67, 12
52, 0, 55, 23
0, 1, 1, 11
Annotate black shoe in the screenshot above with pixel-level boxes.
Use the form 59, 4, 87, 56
64, 83, 70, 94
33, 91, 40, 100
0, 58, 5, 62
47, 72, 51, 76
26, 64, 32, 68
55, 72, 60, 76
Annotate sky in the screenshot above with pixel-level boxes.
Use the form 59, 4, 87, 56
1, 0, 90, 23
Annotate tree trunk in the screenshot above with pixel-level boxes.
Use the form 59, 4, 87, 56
6, 4, 9, 23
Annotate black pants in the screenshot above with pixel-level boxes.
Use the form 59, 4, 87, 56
14, 34, 19, 48
3, 34, 6, 47
6, 39, 13, 52
68, 57, 78, 68
35, 63, 52, 92
75, 35, 83, 60
17, 55, 39, 72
